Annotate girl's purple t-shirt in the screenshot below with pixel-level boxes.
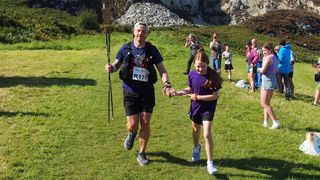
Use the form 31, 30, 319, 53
188, 70, 218, 116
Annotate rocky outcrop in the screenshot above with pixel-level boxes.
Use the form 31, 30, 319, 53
109, 0, 320, 25
27, 0, 320, 26
221, 0, 320, 25
115, 3, 189, 27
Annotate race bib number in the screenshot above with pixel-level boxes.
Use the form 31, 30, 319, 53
132, 66, 149, 82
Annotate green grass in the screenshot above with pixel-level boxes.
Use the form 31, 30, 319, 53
0, 31, 320, 179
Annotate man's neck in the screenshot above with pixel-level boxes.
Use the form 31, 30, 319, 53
134, 40, 145, 48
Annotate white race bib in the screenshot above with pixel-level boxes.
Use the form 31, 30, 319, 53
132, 66, 149, 82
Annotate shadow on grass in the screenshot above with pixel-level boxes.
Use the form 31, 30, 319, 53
148, 153, 320, 179
148, 151, 230, 179
289, 127, 320, 132
219, 157, 320, 179
292, 93, 314, 104
0, 111, 49, 117
0, 76, 96, 88
148, 151, 194, 166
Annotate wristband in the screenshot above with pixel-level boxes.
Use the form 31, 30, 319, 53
163, 81, 171, 88
111, 64, 115, 73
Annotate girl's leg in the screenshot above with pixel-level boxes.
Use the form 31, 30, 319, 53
264, 109, 269, 121
314, 89, 320, 105
261, 90, 270, 121
261, 89, 277, 121
228, 70, 232, 80
192, 122, 201, 148
186, 55, 194, 73
248, 72, 255, 91
203, 121, 213, 161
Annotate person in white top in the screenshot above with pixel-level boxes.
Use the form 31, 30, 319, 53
222, 45, 233, 80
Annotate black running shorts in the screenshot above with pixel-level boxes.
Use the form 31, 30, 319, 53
190, 113, 214, 125
123, 90, 155, 116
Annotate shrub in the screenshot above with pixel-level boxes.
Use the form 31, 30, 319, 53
79, 10, 100, 32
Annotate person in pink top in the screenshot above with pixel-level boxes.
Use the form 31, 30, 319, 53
312, 60, 320, 106
246, 41, 258, 92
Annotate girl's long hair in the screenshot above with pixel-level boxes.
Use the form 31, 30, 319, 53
194, 50, 222, 90
263, 42, 278, 59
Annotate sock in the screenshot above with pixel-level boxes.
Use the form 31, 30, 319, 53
129, 131, 137, 138
194, 145, 200, 153
207, 160, 213, 165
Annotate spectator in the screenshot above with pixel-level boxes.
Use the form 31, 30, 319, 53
184, 33, 203, 75
209, 33, 223, 75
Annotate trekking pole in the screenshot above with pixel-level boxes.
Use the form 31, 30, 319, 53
106, 26, 114, 126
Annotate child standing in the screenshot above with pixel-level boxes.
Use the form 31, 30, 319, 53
184, 33, 203, 75
177, 50, 222, 175
222, 45, 233, 80
258, 43, 281, 129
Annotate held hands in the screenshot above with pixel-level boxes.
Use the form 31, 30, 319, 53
164, 87, 176, 97
163, 81, 175, 97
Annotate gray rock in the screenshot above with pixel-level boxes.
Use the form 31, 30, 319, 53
116, 3, 190, 27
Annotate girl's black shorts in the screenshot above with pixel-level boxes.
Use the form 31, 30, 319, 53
190, 113, 214, 125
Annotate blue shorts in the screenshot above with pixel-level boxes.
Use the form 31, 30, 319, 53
261, 75, 278, 90
211, 57, 221, 71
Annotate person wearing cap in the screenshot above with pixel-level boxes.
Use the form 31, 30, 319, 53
105, 22, 174, 166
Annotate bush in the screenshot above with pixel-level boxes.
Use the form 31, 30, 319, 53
79, 10, 99, 32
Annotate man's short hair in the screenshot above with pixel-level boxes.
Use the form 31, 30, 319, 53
134, 21, 149, 32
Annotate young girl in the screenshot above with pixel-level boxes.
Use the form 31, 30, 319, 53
184, 33, 203, 75
222, 45, 233, 80
177, 50, 222, 175
258, 43, 281, 129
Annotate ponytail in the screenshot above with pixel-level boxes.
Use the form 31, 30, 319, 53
204, 67, 222, 90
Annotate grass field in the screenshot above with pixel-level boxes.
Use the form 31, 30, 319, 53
0, 31, 320, 179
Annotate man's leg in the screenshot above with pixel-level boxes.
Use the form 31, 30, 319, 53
124, 115, 139, 150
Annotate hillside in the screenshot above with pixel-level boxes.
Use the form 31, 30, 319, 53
242, 9, 320, 51
0, 0, 99, 43
0, 0, 319, 63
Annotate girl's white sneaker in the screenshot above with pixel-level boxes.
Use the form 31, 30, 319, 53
207, 162, 218, 175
